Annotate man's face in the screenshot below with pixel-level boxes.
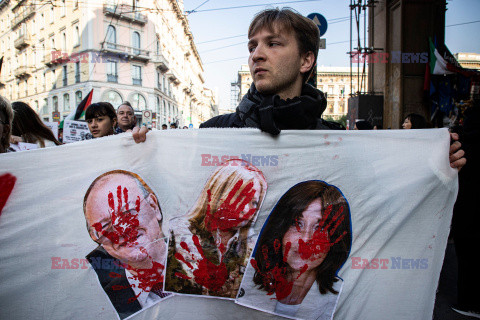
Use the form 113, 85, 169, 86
117, 105, 136, 130
84, 174, 163, 269
248, 25, 312, 100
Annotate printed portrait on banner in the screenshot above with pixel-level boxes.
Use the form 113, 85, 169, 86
236, 180, 352, 320
165, 159, 267, 298
82, 170, 170, 320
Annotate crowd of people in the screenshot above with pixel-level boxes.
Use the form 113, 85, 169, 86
0, 96, 189, 152
0, 6, 477, 318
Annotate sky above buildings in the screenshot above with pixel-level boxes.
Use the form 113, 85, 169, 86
183, 0, 480, 109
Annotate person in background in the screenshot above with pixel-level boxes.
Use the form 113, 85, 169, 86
402, 113, 428, 129
10, 101, 61, 148
354, 120, 373, 130
0, 95, 14, 153
161, 124, 167, 130
170, 123, 178, 129
116, 101, 136, 134
85, 102, 117, 138
183, 126, 188, 129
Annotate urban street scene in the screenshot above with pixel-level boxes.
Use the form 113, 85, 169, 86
0, 0, 479, 320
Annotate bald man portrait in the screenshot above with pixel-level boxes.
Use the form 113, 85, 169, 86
83, 170, 169, 319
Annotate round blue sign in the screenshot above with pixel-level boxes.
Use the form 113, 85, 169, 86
307, 13, 328, 37
189, 124, 193, 129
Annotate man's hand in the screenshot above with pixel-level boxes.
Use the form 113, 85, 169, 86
131, 126, 148, 143
449, 133, 466, 170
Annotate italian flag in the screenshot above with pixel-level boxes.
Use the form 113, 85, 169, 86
429, 38, 455, 75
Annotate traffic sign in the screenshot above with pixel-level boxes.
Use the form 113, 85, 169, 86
189, 124, 193, 129
307, 13, 328, 37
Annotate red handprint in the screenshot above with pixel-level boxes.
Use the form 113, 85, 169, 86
297, 205, 347, 260
91, 185, 140, 246
0, 173, 16, 218
174, 234, 228, 292
204, 179, 258, 232
251, 239, 308, 301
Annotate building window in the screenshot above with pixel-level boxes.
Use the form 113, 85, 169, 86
132, 31, 140, 55
63, 93, 70, 111
74, 25, 80, 47
24, 79, 28, 96
34, 100, 39, 113
75, 62, 80, 83
53, 96, 58, 112
157, 71, 161, 89
52, 70, 56, 89
62, 66, 68, 86
42, 98, 49, 115
74, 0, 79, 9
62, 32, 67, 51
50, 6, 55, 24
106, 25, 116, 49
75, 90, 82, 106
132, 65, 142, 86
328, 86, 334, 95
107, 60, 118, 83
102, 90, 122, 107
131, 93, 146, 110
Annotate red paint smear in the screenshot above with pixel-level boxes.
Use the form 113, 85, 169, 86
297, 206, 345, 260
128, 260, 165, 293
0, 173, 16, 217
283, 242, 291, 263
117, 186, 122, 213
98, 187, 140, 246
252, 242, 308, 301
175, 251, 194, 270
123, 187, 129, 211
204, 179, 258, 232
112, 284, 135, 291
174, 236, 229, 292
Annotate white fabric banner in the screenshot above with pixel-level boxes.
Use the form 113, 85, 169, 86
0, 129, 457, 320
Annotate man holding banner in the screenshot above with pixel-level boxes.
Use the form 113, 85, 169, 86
83, 170, 169, 319
132, 8, 465, 170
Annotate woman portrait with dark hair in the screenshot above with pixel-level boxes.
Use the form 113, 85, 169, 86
165, 159, 267, 298
11, 101, 61, 148
237, 180, 352, 320
85, 102, 117, 138
402, 113, 428, 129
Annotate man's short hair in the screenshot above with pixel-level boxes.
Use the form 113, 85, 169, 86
248, 8, 319, 82
117, 101, 134, 112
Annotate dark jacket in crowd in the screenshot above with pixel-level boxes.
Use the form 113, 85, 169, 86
200, 83, 344, 134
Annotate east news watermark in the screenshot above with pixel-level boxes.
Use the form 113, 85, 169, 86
351, 257, 429, 270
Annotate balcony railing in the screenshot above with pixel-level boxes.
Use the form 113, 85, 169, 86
12, 6, 35, 29
102, 42, 150, 62
152, 54, 169, 72
0, 0, 10, 11
103, 3, 147, 25
107, 74, 118, 83
132, 78, 142, 86
14, 66, 31, 79
166, 68, 180, 85
14, 34, 30, 49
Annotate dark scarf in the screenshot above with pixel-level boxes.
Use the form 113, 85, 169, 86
235, 83, 327, 135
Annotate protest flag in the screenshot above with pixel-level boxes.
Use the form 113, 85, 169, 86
61, 89, 93, 127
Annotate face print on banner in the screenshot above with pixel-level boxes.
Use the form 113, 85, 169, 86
237, 180, 352, 320
83, 170, 170, 320
165, 159, 267, 299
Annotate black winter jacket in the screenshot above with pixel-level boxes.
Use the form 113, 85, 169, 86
200, 83, 344, 134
